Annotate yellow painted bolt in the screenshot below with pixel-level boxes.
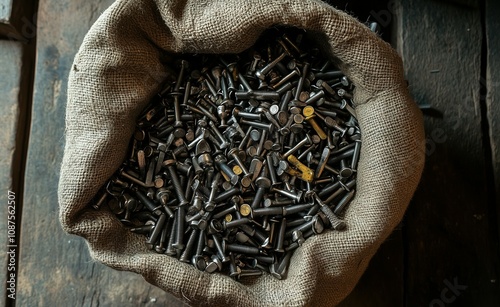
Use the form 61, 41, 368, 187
220, 170, 230, 182
303, 106, 327, 140
283, 165, 302, 177
287, 155, 314, 182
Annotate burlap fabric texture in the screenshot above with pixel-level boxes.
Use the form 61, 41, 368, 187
59, 0, 425, 306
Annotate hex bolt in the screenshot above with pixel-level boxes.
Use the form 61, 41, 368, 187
306, 151, 339, 178
213, 203, 239, 219
212, 187, 240, 204
171, 61, 188, 138
255, 129, 268, 157
155, 218, 171, 253
339, 159, 354, 179
204, 173, 220, 212
164, 159, 189, 206
282, 135, 312, 159
318, 180, 342, 198
173, 206, 186, 250
224, 217, 251, 229
165, 213, 178, 256
133, 188, 162, 216
146, 213, 167, 248
266, 154, 281, 186
179, 229, 199, 263
232, 107, 263, 121
271, 187, 303, 203
208, 121, 229, 148
130, 223, 155, 235
156, 188, 174, 218
238, 269, 263, 279
227, 148, 250, 176
293, 62, 310, 102
249, 158, 264, 182
239, 118, 274, 133
351, 139, 361, 171
302, 106, 327, 140
252, 206, 283, 218
224, 241, 261, 255
255, 52, 287, 80
304, 90, 325, 105
250, 177, 272, 209
285, 215, 321, 237
272, 69, 299, 90
228, 252, 240, 278
212, 235, 229, 262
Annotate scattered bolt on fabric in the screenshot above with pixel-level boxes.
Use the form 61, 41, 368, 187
92, 28, 361, 280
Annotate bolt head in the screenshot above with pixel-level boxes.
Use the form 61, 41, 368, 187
263, 198, 273, 207
190, 219, 208, 231
250, 129, 261, 142
295, 191, 303, 203
163, 159, 176, 167
214, 154, 227, 164
197, 153, 213, 168
269, 104, 280, 115
192, 255, 206, 271
240, 176, 252, 188
239, 204, 252, 216
246, 146, 257, 157
205, 261, 218, 273
227, 148, 239, 157
196, 139, 212, 155
311, 134, 321, 144
204, 201, 216, 212
256, 177, 271, 188
324, 117, 336, 128
229, 174, 239, 186
302, 105, 315, 117
277, 111, 288, 126
312, 216, 325, 234
174, 127, 186, 138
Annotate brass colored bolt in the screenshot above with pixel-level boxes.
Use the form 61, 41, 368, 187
303, 106, 327, 140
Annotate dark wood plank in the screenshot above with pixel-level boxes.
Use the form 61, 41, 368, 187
0, 0, 36, 42
0, 39, 23, 304
338, 228, 404, 307
396, 0, 500, 306
485, 0, 500, 242
18, 0, 186, 305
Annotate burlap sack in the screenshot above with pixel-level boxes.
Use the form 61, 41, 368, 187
59, 0, 425, 305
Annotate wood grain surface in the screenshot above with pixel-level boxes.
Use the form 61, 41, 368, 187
485, 0, 500, 243
398, 0, 500, 306
17, 0, 186, 305
0, 39, 22, 306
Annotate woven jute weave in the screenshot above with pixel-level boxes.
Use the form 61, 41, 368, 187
59, 0, 425, 305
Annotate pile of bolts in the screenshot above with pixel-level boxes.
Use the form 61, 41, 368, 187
93, 28, 363, 280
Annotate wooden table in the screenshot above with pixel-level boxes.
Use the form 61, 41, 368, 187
1, 0, 499, 306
